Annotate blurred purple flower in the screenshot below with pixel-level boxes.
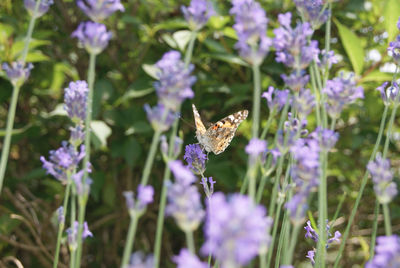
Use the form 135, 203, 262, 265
200, 176, 216, 198
66, 221, 92, 250
388, 35, 400, 65
24, 0, 53, 18
377, 81, 399, 106
160, 135, 182, 159
245, 138, 267, 162
138, 184, 154, 207
294, 0, 329, 29
274, 12, 319, 70
201, 192, 272, 267
184, 144, 207, 174
306, 250, 315, 265
64, 80, 89, 123
72, 170, 92, 196
293, 89, 315, 119
230, 0, 272, 65
144, 103, 176, 132
154, 51, 196, 111
366, 235, 400, 268
82, 221, 93, 238
69, 125, 85, 147
316, 49, 339, 69
72, 21, 112, 55
57, 206, 65, 224
167, 161, 204, 231
173, 249, 207, 268
367, 154, 398, 204
123, 191, 135, 210
77, 0, 125, 22
2, 61, 33, 87
281, 71, 310, 92
323, 73, 364, 119
181, 0, 215, 30
127, 251, 154, 268
261, 86, 291, 111
40, 142, 85, 182
310, 127, 339, 151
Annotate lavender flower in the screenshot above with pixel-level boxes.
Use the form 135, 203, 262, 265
24, 0, 53, 18
66, 221, 93, 250
184, 144, 207, 174
230, 0, 272, 65
201, 192, 272, 267
323, 73, 364, 119
310, 128, 339, 151
306, 250, 315, 266
70, 125, 85, 147
127, 251, 154, 268
181, 0, 215, 31
377, 81, 399, 106
144, 103, 176, 132
57, 206, 65, 224
2, 61, 33, 87
366, 235, 400, 268
293, 89, 315, 119
388, 18, 400, 65
246, 138, 267, 163
64, 80, 89, 123
281, 71, 310, 92
200, 177, 216, 198
261, 86, 291, 111
160, 135, 182, 159
72, 21, 112, 55
173, 249, 207, 268
77, 0, 125, 22
167, 160, 204, 232
123, 191, 135, 210
294, 0, 330, 29
40, 142, 85, 182
154, 51, 196, 111
274, 12, 319, 70
73, 170, 93, 197
316, 49, 339, 69
123, 185, 154, 213
367, 154, 398, 204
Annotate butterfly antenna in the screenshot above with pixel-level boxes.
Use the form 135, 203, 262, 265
178, 113, 196, 130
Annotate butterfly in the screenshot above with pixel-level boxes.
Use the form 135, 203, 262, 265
192, 104, 249, 155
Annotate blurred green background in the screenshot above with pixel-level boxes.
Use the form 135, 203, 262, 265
0, 0, 399, 267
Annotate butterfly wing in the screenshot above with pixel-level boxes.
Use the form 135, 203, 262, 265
192, 104, 206, 135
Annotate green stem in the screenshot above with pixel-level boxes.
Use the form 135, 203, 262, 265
260, 108, 276, 140
369, 200, 380, 260
256, 157, 273, 203
274, 211, 289, 268
139, 129, 163, 186
74, 198, 86, 268
285, 223, 301, 265
331, 192, 346, 226
382, 203, 392, 236
21, 0, 42, 62
69, 188, 77, 268
333, 105, 389, 267
120, 214, 139, 267
184, 31, 197, 67
251, 63, 261, 138
268, 156, 285, 218
185, 231, 195, 254
265, 200, 283, 267
316, 150, 328, 268
383, 103, 399, 157
53, 181, 71, 268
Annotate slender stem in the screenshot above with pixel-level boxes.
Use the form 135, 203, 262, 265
316, 150, 328, 268
53, 181, 71, 268
268, 156, 285, 218
265, 200, 283, 267
323, 3, 332, 88
333, 105, 389, 267
185, 231, 195, 254
383, 103, 399, 157
139, 129, 163, 186
256, 157, 273, 203
184, 31, 197, 67
369, 200, 380, 260
260, 108, 276, 140
331, 192, 346, 226
251, 63, 261, 139
21, 0, 42, 63
285, 224, 301, 265
120, 214, 139, 267
69, 188, 77, 268
274, 211, 289, 268
382, 203, 392, 236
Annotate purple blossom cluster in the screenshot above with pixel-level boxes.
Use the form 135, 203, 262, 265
367, 154, 398, 204
24, 0, 53, 18
366, 235, 400, 268
123, 185, 154, 213
66, 221, 93, 250
261, 86, 291, 112
64, 81, 89, 124
127, 251, 154, 268
160, 135, 183, 159
294, 0, 330, 29
376, 82, 400, 106
181, 0, 215, 31
184, 144, 207, 174
230, 0, 272, 65
174, 249, 207, 268
388, 18, 400, 65
72, 21, 112, 55
310, 127, 339, 151
2, 61, 33, 87
323, 73, 364, 119
77, 0, 125, 22
201, 192, 272, 267
293, 89, 315, 119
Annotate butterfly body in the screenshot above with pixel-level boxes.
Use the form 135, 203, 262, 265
192, 104, 249, 155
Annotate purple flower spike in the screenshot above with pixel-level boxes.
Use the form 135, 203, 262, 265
138, 184, 154, 207
377, 81, 399, 106
245, 138, 267, 156
69, 125, 85, 147
24, 0, 53, 18
144, 103, 176, 132
367, 154, 398, 204
72, 21, 112, 55
230, 0, 272, 65
201, 192, 272, 267
77, 0, 125, 22
82, 222, 93, 239
123, 191, 135, 210
310, 127, 339, 151
306, 250, 315, 266
316, 49, 339, 69
64, 80, 89, 123
181, 0, 215, 31
160, 135, 183, 159
2, 61, 33, 87
154, 51, 196, 111
293, 89, 315, 119
128, 251, 154, 268
366, 235, 400, 268
294, 0, 330, 29
184, 144, 207, 174
73, 170, 92, 196
57, 206, 65, 224
281, 71, 310, 92
388, 35, 400, 65
261, 86, 291, 111
167, 161, 204, 232
173, 249, 207, 268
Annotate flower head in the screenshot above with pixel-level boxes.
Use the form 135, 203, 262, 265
144, 103, 176, 132
57, 206, 65, 224
230, 0, 272, 65
367, 154, 398, 204
281, 71, 310, 92
184, 144, 207, 174
366, 235, 400, 268
127, 251, 154, 268
77, 0, 125, 22
2, 61, 33, 87
200, 177, 216, 198
40, 142, 85, 182
310, 127, 339, 151
316, 49, 339, 69
246, 138, 267, 163
323, 73, 364, 119
66, 221, 92, 251
294, 0, 330, 29
123, 185, 154, 212
169, 160, 197, 185
181, 0, 215, 31
24, 0, 53, 18
72, 170, 93, 197
261, 86, 290, 111
201, 192, 272, 267
64, 81, 89, 123
160, 135, 182, 159
388, 35, 400, 65
72, 21, 112, 55
173, 249, 207, 268
293, 89, 315, 119
377, 81, 399, 106
154, 51, 196, 110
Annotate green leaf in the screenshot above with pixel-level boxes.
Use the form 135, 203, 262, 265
114, 87, 154, 106
142, 64, 160, 79
207, 53, 249, 67
173, 30, 192, 51
91, 120, 112, 149
360, 70, 394, 83
161, 33, 178, 49
384, 0, 400, 42
334, 19, 364, 75
208, 16, 231, 30
25, 51, 50, 62
123, 137, 142, 167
